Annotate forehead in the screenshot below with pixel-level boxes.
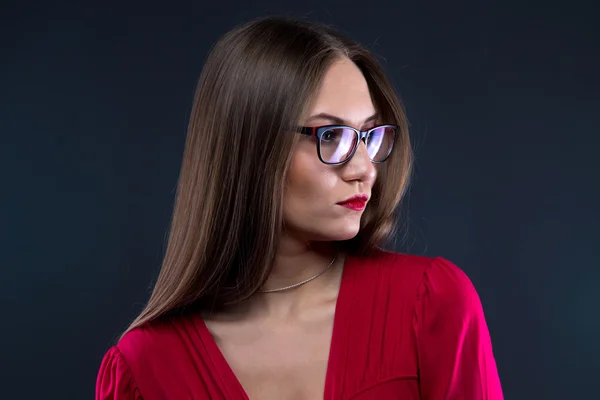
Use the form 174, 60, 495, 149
307, 57, 376, 127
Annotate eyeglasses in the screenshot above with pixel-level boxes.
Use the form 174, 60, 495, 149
299, 124, 397, 165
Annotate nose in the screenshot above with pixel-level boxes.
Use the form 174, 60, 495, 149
340, 140, 376, 184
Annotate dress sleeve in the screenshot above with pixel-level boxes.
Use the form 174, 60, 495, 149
96, 346, 143, 400
414, 257, 503, 399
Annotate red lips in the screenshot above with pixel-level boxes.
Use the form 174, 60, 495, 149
337, 194, 369, 210
337, 194, 369, 205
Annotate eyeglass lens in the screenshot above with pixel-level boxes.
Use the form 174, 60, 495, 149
320, 126, 394, 164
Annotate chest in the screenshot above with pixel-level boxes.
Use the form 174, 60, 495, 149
206, 316, 335, 400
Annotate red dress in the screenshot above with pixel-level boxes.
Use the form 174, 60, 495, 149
96, 249, 503, 399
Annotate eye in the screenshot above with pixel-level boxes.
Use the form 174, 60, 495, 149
322, 130, 335, 142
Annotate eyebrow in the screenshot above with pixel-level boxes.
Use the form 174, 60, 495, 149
305, 112, 379, 127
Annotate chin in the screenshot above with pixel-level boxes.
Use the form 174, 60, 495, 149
321, 222, 361, 241
298, 225, 360, 242
286, 216, 362, 242
335, 230, 361, 241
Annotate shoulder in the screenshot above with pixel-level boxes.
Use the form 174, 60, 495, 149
116, 316, 192, 369
419, 256, 483, 317
350, 247, 432, 276
344, 248, 430, 307
97, 321, 177, 399
412, 255, 485, 325
96, 345, 143, 399
98, 315, 204, 397
351, 248, 480, 311
349, 247, 432, 291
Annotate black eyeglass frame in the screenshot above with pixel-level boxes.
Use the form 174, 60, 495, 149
298, 124, 398, 165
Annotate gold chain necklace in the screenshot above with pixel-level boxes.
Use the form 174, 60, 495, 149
257, 254, 337, 293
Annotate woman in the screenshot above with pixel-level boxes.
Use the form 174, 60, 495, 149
96, 16, 503, 399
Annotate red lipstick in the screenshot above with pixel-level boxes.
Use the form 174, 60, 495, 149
337, 194, 369, 211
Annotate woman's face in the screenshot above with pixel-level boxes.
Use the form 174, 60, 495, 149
283, 57, 378, 242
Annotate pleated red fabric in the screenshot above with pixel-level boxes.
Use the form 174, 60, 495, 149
96, 249, 503, 399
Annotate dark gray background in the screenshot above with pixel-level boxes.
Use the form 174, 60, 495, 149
1, 0, 598, 398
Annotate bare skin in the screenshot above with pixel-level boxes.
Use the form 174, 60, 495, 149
203, 56, 379, 400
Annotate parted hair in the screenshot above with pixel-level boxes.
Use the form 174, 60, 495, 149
121, 16, 412, 339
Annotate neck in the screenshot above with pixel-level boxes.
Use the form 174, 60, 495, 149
266, 239, 337, 286
228, 238, 345, 321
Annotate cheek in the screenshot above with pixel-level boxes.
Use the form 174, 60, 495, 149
283, 149, 362, 241
285, 150, 335, 204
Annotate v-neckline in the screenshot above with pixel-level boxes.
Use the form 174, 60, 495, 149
195, 253, 354, 400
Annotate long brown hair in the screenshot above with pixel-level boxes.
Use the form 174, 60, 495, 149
121, 16, 413, 339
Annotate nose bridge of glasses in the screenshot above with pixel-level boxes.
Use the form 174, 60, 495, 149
354, 131, 371, 157
358, 128, 371, 143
